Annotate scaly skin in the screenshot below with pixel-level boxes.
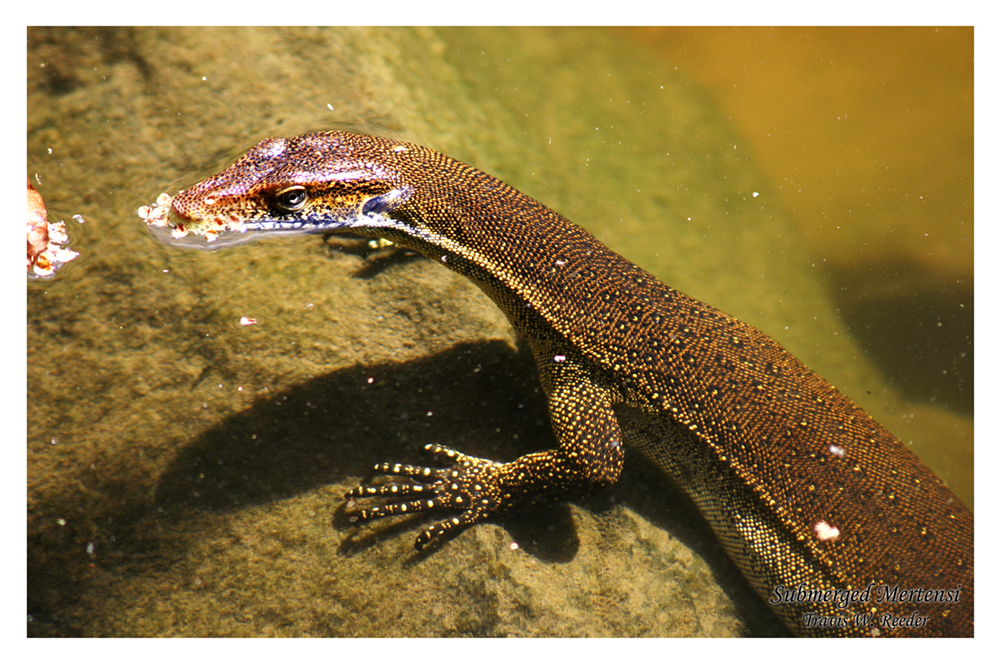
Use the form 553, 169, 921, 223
166, 131, 973, 636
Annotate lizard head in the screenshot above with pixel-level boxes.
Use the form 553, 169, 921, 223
158, 132, 416, 244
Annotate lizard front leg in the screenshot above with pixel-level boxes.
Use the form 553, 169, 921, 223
344, 371, 625, 550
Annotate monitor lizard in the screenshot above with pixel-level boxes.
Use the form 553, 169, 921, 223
161, 130, 973, 637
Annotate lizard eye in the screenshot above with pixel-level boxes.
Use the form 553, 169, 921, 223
274, 186, 308, 212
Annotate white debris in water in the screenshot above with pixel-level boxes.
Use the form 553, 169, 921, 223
138, 192, 177, 231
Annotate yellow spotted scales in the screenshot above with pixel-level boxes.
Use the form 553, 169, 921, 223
151, 131, 973, 637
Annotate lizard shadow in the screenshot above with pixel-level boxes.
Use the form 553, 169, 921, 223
148, 338, 787, 636
153, 340, 550, 517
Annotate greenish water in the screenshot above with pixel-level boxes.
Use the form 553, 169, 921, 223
27, 27, 970, 637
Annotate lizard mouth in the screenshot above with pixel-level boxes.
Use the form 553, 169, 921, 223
139, 191, 330, 249
140, 185, 415, 248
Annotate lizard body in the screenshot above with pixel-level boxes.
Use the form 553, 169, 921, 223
166, 131, 973, 637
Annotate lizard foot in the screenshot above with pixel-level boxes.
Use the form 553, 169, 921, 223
344, 444, 507, 549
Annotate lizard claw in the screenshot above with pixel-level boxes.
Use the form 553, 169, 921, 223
414, 514, 479, 550
344, 444, 507, 549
